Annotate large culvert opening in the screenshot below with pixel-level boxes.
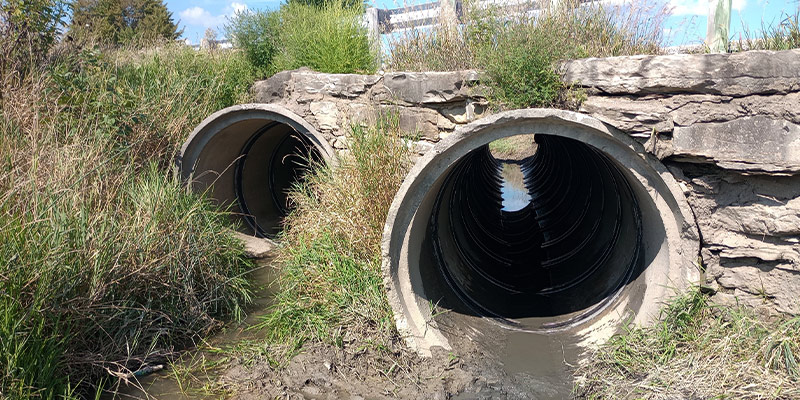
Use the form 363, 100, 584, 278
383, 110, 699, 358
179, 105, 334, 238
427, 134, 643, 330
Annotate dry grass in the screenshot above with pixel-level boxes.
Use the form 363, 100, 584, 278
574, 288, 800, 399
251, 116, 412, 360
0, 44, 255, 397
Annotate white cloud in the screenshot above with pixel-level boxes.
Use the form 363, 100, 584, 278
179, 6, 227, 28
230, 2, 249, 14
668, 0, 747, 16
179, 2, 251, 29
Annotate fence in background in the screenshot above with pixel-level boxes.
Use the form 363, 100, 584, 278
365, 0, 733, 56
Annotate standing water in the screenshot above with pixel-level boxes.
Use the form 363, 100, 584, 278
111, 257, 279, 399
500, 162, 532, 211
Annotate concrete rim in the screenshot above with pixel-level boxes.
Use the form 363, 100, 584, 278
177, 103, 337, 179
381, 108, 701, 355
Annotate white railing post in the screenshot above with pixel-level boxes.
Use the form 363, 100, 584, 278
365, 7, 382, 67
706, 0, 732, 52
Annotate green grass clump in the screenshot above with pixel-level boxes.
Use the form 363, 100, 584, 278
0, 43, 255, 397
253, 118, 410, 360
574, 288, 800, 399
227, 2, 376, 77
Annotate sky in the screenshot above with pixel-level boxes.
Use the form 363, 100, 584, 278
166, 0, 799, 46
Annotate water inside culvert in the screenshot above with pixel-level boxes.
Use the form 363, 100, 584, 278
111, 257, 279, 400
500, 162, 532, 212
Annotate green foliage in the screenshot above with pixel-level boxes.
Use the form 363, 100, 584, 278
227, 2, 376, 77
476, 24, 567, 108
0, 44, 255, 397
252, 119, 410, 361
0, 0, 67, 84
226, 9, 281, 76
288, 0, 364, 12
68, 0, 182, 46
272, 2, 376, 74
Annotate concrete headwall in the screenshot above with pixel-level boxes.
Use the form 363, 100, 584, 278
252, 49, 800, 315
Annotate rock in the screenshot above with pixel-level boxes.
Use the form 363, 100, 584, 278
381, 71, 479, 105
310, 101, 340, 131
439, 99, 489, 124
670, 116, 800, 173
293, 71, 381, 98
380, 105, 440, 141
251, 69, 294, 103
709, 257, 800, 314
562, 49, 800, 96
232, 231, 276, 259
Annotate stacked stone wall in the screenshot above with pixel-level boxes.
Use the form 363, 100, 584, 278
253, 49, 800, 315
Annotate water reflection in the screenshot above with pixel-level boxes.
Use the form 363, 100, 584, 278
500, 162, 532, 211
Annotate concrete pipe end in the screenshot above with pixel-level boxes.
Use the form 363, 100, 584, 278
178, 103, 336, 237
381, 109, 701, 358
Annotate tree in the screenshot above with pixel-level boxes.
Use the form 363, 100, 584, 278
0, 0, 67, 92
68, 0, 182, 46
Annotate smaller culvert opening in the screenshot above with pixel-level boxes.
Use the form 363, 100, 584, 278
183, 111, 326, 238
428, 133, 643, 330
234, 124, 322, 237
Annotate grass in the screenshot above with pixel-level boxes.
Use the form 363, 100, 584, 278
574, 288, 800, 399
0, 43, 256, 398
249, 117, 411, 363
735, 8, 800, 51
387, 0, 669, 108
227, 2, 377, 77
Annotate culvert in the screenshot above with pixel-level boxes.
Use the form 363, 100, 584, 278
178, 104, 336, 237
381, 109, 700, 385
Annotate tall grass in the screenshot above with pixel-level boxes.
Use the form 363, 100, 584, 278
227, 2, 377, 77
253, 118, 410, 358
735, 8, 800, 51
575, 288, 800, 399
387, 0, 670, 108
0, 43, 255, 397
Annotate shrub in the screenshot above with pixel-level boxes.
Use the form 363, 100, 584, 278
228, 2, 376, 76
0, 0, 67, 88
272, 1, 376, 74
226, 9, 281, 76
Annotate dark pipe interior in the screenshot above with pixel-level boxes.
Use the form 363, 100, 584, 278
429, 134, 642, 327
233, 123, 322, 237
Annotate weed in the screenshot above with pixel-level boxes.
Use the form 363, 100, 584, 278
251, 117, 411, 363
387, 0, 669, 108
0, 44, 255, 397
228, 2, 376, 77
575, 288, 800, 399
735, 8, 800, 51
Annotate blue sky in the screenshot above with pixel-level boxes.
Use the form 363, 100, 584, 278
167, 0, 799, 46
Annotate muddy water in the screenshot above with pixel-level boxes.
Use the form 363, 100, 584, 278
500, 162, 531, 211
112, 258, 279, 400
